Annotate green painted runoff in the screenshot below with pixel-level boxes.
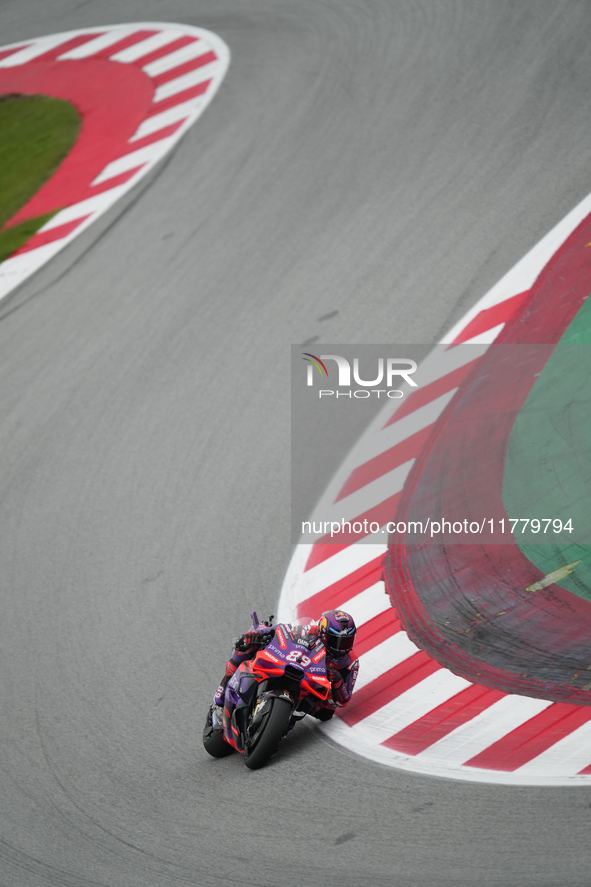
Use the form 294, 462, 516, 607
503, 295, 591, 602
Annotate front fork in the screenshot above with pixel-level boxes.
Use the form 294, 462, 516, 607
223, 669, 267, 751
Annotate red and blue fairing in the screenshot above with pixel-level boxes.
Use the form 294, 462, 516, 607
221, 618, 332, 753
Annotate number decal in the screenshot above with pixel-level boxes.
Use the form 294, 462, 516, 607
286, 650, 312, 667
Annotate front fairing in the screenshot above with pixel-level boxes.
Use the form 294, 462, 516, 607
256, 623, 331, 701
223, 666, 259, 750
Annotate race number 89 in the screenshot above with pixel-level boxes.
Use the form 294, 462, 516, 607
286, 650, 311, 667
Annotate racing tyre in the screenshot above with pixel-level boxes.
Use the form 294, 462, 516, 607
203, 707, 234, 758
243, 697, 293, 770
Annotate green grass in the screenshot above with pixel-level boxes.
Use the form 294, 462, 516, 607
0, 93, 81, 262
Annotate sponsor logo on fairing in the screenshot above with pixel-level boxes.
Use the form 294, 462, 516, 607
261, 651, 281, 664
265, 644, 284, 658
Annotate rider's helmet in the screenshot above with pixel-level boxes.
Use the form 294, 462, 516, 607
318, 610, 356, 660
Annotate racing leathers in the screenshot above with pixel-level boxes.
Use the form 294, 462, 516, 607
213, 623, 359, 720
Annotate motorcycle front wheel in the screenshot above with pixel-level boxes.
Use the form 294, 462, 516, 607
243, 696, 293, 770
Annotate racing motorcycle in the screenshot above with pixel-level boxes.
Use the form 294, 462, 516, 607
203, 612, 332, 769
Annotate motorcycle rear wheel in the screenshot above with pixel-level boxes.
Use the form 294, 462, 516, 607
202, 707, 234, 758
243, 697, 292, 770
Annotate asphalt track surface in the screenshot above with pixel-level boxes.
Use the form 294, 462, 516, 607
2, 1, 591, 885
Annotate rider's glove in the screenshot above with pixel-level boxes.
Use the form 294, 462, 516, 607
235, 630, 268, 652
327, 661, 354, 706
326, 660, 344, 689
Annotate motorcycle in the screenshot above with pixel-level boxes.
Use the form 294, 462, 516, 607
203, 612, 332, 769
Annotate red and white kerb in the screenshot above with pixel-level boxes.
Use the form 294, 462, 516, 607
279, 193, 591, 785
0, 23, 230, 301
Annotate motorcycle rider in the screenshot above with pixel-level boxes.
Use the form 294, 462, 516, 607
212, 610, 359, 722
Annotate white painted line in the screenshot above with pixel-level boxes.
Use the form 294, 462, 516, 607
143, 39, 205, 77
0, 43, 29, 59
321, 716, 591, 785
352, 669, 472, 739
412, 340, 487, 380
0, 242, 69, 301
91, 137, 175, 185
282, 537, 388, 609
340, 581, 392, 628
311, 343, 489, 510
309, 459, 413, 533
355, 633, 419, 692
110, 29, 182, 62
153, 61, 218, 102
342, 390, 456, 470
416, 695, 552, 767
57, 27, 138, 59
37, 186, 129, 230
515, 718, 591, 777
0, 32, 78, 66
460, 322, 506, 345
129, 97, 205, 140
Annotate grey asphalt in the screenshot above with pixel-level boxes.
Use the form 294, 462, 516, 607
1, 1, 591, 885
